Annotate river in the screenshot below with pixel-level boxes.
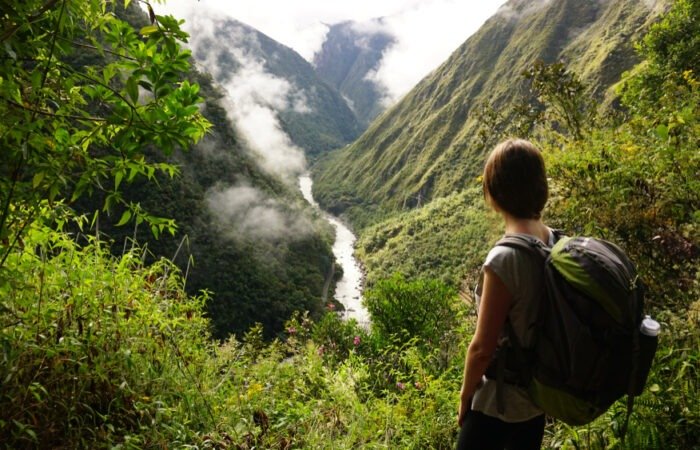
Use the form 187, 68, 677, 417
298, 175, 369, 326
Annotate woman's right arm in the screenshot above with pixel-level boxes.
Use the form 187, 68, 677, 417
458, 266, 512, 426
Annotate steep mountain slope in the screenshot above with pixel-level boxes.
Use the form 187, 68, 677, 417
313, 20, 395, 126
131, 72, 337, 339
77, 4, 337, 339
313, 0, 664, 226
187, 17, 362, 158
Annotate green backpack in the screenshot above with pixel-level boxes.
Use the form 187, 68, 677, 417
487, 233, 658, 427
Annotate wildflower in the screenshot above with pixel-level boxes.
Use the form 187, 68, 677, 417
317, 345, 325, 356
287, 326, 297, 335
414, 381, 423, 390
353, 335, 361, 346
396, 381, 405, 391
327, 303, 336, 311
302, 316, 312, 328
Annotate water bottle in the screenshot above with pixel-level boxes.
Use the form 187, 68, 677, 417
632, 315, 660, 395
640, 315, 661, 337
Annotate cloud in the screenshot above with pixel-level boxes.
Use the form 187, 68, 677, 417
348, 18, 391, 37
355, 0, 508, 104
153, 0, 508, 105
495, 0, 553, 22
156, 0, 425, 60
183, 12, 308, 181
206, 184, 312, 241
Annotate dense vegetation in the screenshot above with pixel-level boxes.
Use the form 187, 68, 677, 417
356, 188, 500, 288
1, 0, 698, 449
63, 3, 339, 339
351, 0, 700, 446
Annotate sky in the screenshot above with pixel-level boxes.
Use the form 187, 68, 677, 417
153, 0, 509, 102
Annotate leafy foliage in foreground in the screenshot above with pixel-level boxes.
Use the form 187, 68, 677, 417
0, 0, 210, 259
2, 223, 696, 449
0, 222, 466, 449
1, 220, 214, 448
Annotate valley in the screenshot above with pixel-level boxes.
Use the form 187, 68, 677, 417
1, 0, 697, 448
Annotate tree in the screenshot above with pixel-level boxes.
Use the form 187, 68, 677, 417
0, 0, 210, 268
364, 274, 459, 356
621, 0, 700, 111
522, 60, 595, 140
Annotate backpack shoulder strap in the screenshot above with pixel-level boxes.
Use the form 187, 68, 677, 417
488, 231, 563, 413
495, 234, 550, 261
495, 228, 566, 255
552, 228, 566, 243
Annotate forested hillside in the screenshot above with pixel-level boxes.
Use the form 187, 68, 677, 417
66, 4, 338, 339
1, 0, 697, 449
313, 0, 665, 228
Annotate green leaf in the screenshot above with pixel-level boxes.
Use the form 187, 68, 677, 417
116, 210, 132, 227
103, 63, 116, 85
25, 427, 37, 442
32, 172, 45, 188
137, 80, 153, 92
30, 70, 42, 92
115, 170, 124, 189
126, 77, 139, 104
128, 164, 140, 182
9, 83, 22, 104
140, 25, 159, 36
55, 128, 69, 144
655, 124, 669, 140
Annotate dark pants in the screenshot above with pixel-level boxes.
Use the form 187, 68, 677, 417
456, 410, 545, 450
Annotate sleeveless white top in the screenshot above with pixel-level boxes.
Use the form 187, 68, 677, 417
471, 229, 554, 422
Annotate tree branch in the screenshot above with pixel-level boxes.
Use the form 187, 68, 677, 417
57, 37, 139, 62
56, 62, 141, 129
0, 0, 62, 43
4, 99, 107, 122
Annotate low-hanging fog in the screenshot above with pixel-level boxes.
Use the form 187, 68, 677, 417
173, 12, 317, 242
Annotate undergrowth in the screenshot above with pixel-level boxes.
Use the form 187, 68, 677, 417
1, 219, 697, 448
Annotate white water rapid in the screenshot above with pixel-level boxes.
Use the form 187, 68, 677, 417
298, 175, 369, 326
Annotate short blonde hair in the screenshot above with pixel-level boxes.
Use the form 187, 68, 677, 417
483, 139, 548, 219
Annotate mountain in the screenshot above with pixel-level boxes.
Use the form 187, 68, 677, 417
187, 17, 362, 159
313, 0, 665, 227
77, 4, 338, 339
313, 20, 395, 126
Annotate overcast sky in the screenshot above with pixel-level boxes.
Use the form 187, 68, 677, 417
153, 0, 508, 102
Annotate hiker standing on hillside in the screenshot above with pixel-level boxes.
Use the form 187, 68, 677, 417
456, 139, 550, 450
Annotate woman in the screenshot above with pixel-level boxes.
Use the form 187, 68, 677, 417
457, 139, 551, 450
